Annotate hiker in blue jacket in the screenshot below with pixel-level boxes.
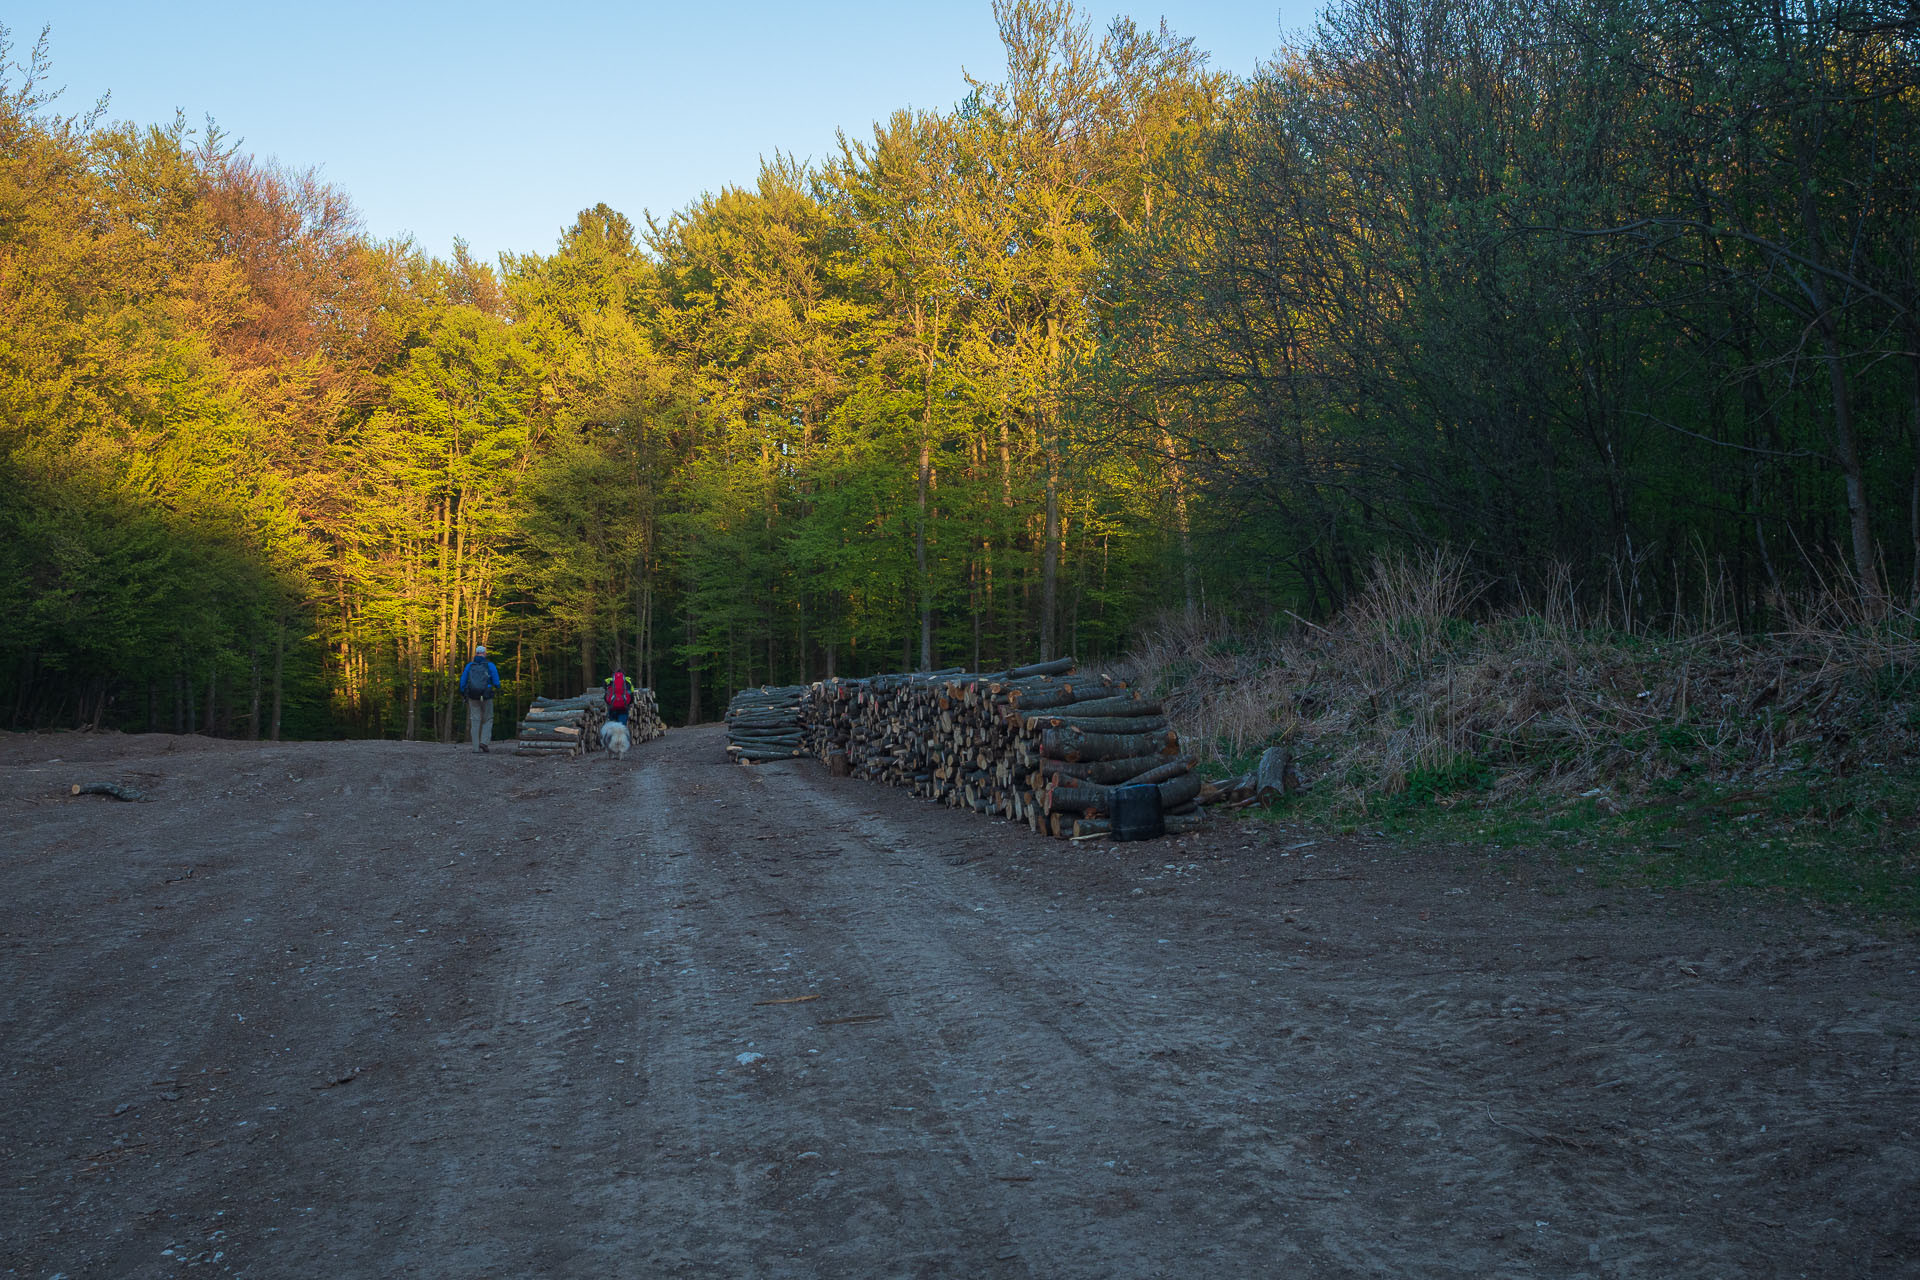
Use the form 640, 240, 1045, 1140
459, 645, 501, 753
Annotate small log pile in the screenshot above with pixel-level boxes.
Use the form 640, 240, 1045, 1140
622, 687, 669, 744
517, 685, 667, 757
515, 690, 607, 757
1201, 745, 1299, 807
726, 685, 808, 762
801, 658, 1202, 839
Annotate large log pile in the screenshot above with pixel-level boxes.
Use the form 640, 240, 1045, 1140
516, 685, 666, 757
799, 658, 1202, 839
726, 685, 808, 762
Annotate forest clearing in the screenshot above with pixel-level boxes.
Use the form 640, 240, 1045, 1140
3, 726, 1916, 1277
5, 0, 1919, 1272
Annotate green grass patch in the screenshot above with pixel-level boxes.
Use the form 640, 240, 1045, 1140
1347, 766, 1920, 929
1238, 750, 1920, 928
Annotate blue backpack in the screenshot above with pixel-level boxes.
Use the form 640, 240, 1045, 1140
460, 660, 496, 698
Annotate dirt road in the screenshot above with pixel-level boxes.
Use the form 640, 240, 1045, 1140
3, 725, 1915, 1277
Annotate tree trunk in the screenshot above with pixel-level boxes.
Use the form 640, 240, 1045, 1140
1039, 305, 1065, 662
1040, 432, 1061, 661
917, 379, 934, 671
1908, 327, 1920, 602
795, 591, 808, 687
685, 613, 702, 724
270, 609, 286, 742
1794, 137, 1878, 595
1162, 426, 1198, 624
405, 634, 420, 741
641, 578, 655, 692
971, 552, 982, 673
248, 638, 262, 740
1816, 307, 1876, 593
999, 419, 1013, 507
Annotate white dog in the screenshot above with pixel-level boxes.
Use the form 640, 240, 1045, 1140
600, 720, 631, 760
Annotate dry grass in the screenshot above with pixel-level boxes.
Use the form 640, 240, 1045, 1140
1118, 552, 1920, 819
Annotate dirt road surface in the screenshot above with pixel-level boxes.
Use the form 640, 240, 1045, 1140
3, 725, 1916, 1277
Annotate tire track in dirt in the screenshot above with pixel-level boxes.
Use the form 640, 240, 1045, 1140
376, 764, 661, 1277
614, 753, 1036, 1276
781, 775, 1433, 1275
654, 747, 1336, 1276
708, 737, 1917, 1278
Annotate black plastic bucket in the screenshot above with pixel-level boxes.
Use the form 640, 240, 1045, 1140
1110, 782, 1165, 842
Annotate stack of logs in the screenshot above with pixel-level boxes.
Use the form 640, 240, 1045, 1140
621, 687, 670, 744
516, 691, 607, 757
800, 657, 1202, 839
726, 685, 808, 762
516, 686, 667, 757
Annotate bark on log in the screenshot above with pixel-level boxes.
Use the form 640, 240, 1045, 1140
1039, 753, 1170, 785
1006, 682, 1132, 710
1038, 695, 1159, 718
1023, 713, 1170, 735
730, 747, 805, 761
1040, 726, 1179, 762
1255, 746, 1298, 801
1120, 755, 1196, 787
71, 782, 144, 801
1006, 658, 1075, 679
1044, 783, 1111, 816
1158, 770, 1203, 810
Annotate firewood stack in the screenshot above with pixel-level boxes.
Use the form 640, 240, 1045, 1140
622, 687, 669, 744
799, 658, 1203, 839
515, 685, 665, 757
726, 685, 808, 762
516, 690, 608, 757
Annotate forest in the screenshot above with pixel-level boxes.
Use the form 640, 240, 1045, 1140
3, 0, 1918, 739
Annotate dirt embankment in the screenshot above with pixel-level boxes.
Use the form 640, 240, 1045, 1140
2, 726, 1915, 1277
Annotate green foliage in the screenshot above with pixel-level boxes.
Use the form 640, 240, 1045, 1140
1400, 757, 1495, 809
7, 1, 1920, 743
1388, 770, 1920, 928
1095, 0, 1920, 618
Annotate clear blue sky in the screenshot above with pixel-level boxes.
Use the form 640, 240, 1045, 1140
11, 2, 1319, 265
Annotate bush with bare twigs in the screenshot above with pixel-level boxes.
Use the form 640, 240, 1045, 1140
1118, 553, 1920, 821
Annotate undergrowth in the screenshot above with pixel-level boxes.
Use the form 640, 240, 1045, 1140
1120, 553, 1920, 926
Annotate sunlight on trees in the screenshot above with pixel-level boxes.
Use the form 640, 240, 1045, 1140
4, 1, 1917, 734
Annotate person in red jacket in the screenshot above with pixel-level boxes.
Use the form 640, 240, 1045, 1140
603, 668, 634, 726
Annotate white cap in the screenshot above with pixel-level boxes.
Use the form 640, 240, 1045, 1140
474, 645, 487, 656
